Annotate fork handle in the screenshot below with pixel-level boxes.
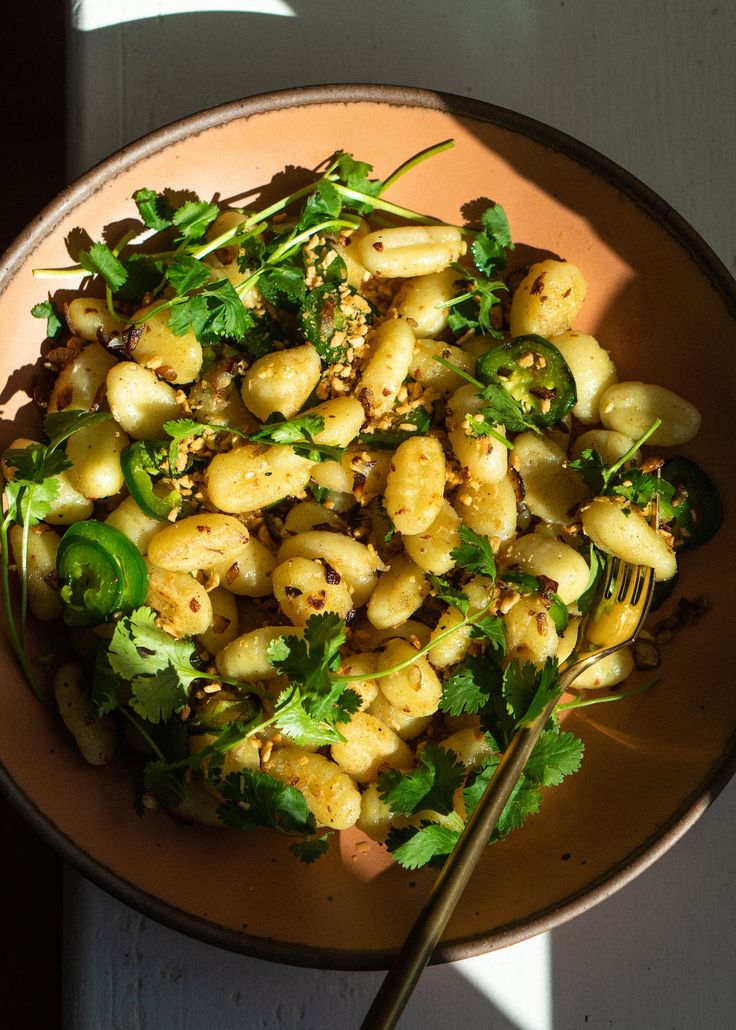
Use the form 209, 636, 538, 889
359, 703, 555, 1030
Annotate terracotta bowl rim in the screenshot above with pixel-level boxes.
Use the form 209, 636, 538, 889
1, 82, 735, 970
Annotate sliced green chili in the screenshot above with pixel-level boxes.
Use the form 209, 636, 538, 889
476, 335, 577, 427
56, 521, 148, 626
120, 441, 181, 521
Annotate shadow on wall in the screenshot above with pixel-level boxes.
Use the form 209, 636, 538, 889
67, 0, 532, 175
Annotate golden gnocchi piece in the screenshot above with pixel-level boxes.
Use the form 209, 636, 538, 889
509, 259, 587, 338
147, 513, 249, 573
384, 435, 446, 535
264, 747, 362, 830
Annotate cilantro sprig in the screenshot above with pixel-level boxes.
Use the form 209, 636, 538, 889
32, 140, 458, 357
433, 356, 539, 446
162, 414, 343, 470
267, 613, 361, 745
1, 410, 113, 700
106, 607, 264, 723
567, 419, 675, 517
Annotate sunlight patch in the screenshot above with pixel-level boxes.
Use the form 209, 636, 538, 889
72, 0, 296, 31
458, 932, 552, 1030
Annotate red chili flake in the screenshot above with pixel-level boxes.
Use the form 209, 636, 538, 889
530, 274, 546, 295
196, 525, 212, 533
122, 324, 144, 355
189, 598, 201, 612
372, 241, 384, 252
323, 562, 341, 585
284, 586, 303, 598
358, 388, 373, 418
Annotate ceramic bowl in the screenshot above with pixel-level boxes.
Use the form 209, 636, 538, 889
0, 85, 734, 970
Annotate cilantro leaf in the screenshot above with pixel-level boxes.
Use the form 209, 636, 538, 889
78, 242, 128, 291
31, 298, 64, 339
461, 761, 542, 839
116, 253, 165, 306
166, 255, 212, 295
249, 413, 342, 462
295, 181, 343, 232
378, 745, 465, 817
268, 613, 354, 730
442, 267, 506, 338
168, 279, 252, 343
134, 187, 175, 231
494, 777, 542, 837
475, 381, 540, 435
503, 657, 560, 728
273, 687, 346, 747
567, 447, 608, 494
107, 607, 202, 723
450, 525, 497, 580
171, 199, 220, 243
333, 153, 383, 213
128, 664, 185, 724
426, 574, 470, 617
358, 405, 433, 450
524, 729, 584, 787
470, 203, 514, 276
289, 835, 330, 864
43, 409, 113, 448
258, 266, 307, 309
440, 655, 503, 717
4, 473, 61, 528
385, 822, 460, 870
468, 613, 506, 650
216, 769, 316, 835
142, 758, 187, 808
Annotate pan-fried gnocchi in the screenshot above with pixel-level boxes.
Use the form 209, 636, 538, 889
10, 145, 717, 871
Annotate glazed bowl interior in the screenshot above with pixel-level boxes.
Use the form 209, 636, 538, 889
0, 85, 734, 969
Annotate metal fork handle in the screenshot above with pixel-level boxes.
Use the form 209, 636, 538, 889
359, 705, 554, 1030
358, 643, 627, 1030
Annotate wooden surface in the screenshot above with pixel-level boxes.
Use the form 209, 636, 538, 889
22, 1, 736, 1027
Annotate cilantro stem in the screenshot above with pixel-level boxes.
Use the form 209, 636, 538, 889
379, 139, 455, 194
335, 601, 496, 687
191, 669, 271, 700
330, 183, 444, 225
604, 419, 663, 484
0, 508, 47, 704
556, 676, 659, 711
117, 705, 167, 762
19, 510, 31, 639
431, 355, 513, 450
432, 354, 486, 391
265, 216, 361, 266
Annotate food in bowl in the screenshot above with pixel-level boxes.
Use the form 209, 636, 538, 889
1, 141, 720, 869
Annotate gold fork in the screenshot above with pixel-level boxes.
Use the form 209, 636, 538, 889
360, 554, 657, 1030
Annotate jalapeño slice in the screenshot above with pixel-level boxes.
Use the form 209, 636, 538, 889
57, 521, 148, 626
661, 456, 722, 551
120, 441, 181, 521
476, 335, 577, 427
